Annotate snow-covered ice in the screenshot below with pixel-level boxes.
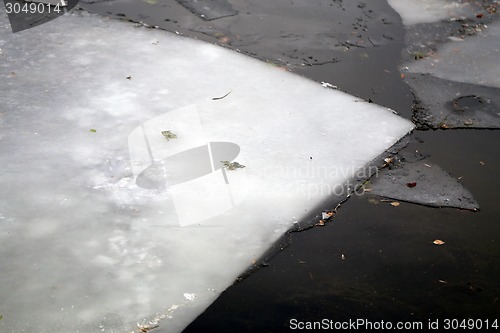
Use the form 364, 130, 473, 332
0, 8, 413, 333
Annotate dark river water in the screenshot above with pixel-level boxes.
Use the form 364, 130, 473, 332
78, 1, 500, 331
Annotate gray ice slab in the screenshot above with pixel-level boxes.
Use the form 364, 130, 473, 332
388, 0, 500, 130
161, 0, 402, 69
175, 0, 237, 21
403, 21, 500, 89
369, 160, 479, 211
407, 74, 500, 130
0, 8, 413, 333
24, 0, 67, 5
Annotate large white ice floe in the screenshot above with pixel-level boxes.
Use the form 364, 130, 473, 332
0, 9, 413, 333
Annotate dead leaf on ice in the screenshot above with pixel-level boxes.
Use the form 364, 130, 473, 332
161, 130, 177, 140
316, 220, 326, 226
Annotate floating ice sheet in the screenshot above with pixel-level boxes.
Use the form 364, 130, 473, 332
370, 159, 479, 211
388, 1, 500, 89
0, 8, 413, 333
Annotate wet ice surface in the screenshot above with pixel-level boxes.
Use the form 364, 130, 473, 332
404, 21, 500, 89
366, 135, 479, 210
387, 0, 500, 130
370, 159, 479, 211
0, 8, 413, 333
408, 73, 500, 129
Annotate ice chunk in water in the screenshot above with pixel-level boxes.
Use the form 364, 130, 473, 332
404, 21, 500, 89
175, 0, 238, 21
0, 8, 413, 333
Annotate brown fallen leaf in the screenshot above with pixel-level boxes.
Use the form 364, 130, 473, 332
407, 182, 417, 188
390, 202, 400, 207
137, 323, 159, 332
316, 220, 326, 226
433, 239, 445, 245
